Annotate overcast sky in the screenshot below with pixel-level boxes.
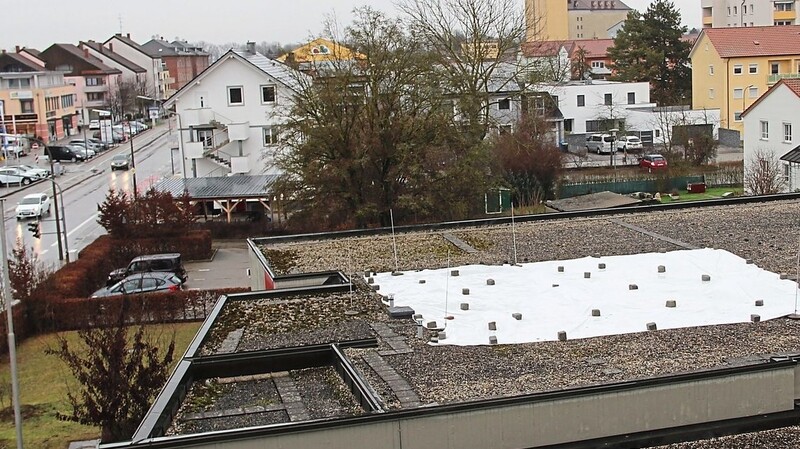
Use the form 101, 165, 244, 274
2, 0, 700, 52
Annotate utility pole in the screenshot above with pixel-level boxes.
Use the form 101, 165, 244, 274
1, 201, 24, 449
129, 123, 137, 196
49, 159, 65, 261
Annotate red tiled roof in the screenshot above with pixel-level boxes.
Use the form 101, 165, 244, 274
702, 25, 800, 58
522, 41, 574, 58
741, 78, 800, 117
522, 38, 614, 59
570, 38, 614, 58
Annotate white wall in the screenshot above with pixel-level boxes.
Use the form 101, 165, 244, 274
743, 83, 800, 191
170, 55, 295, 177
540, 80, 651, 134
104, 37, 164, 100
626, 107, 721, 144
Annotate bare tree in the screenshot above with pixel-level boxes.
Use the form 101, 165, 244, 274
399, 0, 530, 144
744, 148, 787, 195
571, 45, 591, 81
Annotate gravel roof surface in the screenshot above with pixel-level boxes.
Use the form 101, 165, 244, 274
193, 199, 800, 445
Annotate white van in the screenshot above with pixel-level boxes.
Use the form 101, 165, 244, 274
585, 134, 615, 154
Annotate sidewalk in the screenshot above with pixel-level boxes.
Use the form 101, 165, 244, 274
184, 240, 251, 290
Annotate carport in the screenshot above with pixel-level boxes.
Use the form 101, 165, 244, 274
780, 146, 800, 192
155, 175, 279, 223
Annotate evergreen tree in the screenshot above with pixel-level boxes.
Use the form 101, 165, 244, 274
608, 0, 692, 106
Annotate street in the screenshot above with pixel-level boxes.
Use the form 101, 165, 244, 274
0, 122, 180, 268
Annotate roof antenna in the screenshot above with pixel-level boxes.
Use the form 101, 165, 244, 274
118, 14, 123, 34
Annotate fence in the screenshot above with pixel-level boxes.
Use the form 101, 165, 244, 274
559, 175, 706, 198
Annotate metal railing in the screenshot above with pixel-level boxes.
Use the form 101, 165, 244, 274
767, 73, 800, 84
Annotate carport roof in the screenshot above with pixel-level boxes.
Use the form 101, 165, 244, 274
155, 175, 278, 200
780, 146, 800, 164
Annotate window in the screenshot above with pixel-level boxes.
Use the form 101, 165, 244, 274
771, 62, 780, 74
20, 99, 33, 113
709, 88, 715, 99
709, 65, 714, 75
733, 64, 743, 75
733, 88, 743, 99
784, 122, 793, 142
734, 112, 742, 121
627, 92, 635, 104
498, 98, 511, 110
727, 6, 731, 15
748, 86, 758, 98
498, 124, 513, 134
775, 20, 792, 25
61, 95, 74, 108
577, 95, 585, 107
7, 78, 31, 89
604, 93, 612, 106
85, 77, 104, 86
760, 120, 769, 139
227, 86, 243, 105
733, 6, 737, 15
261, 85, 276, 104
263, 126, 279, 145
749, 63, 758, 74
591, 61, 605, 68
742, 5, 746, 13
86, 92, 105, 102
775, 2, 793, 11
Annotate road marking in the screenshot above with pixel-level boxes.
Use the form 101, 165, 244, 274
40, 249, 48, 254
51, 213, 98, 247
193, 278, 205, 281
197, 269, 210, 272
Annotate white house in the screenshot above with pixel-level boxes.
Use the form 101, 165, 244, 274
741, 78, 800, 192
80, 41, 147, 86
164, 43, 304, 178
103, 33, 171, 101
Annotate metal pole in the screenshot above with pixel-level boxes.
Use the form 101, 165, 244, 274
176, 113, 186, 178
129, 123, 137, 196
57, 183, 69, 262
390, 209, 398, 272
49, 159, 64, 261
1, 200, 25, 449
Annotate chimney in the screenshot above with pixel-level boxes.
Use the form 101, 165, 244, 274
126, 33, 131, 39
15, 45, 20, 53
116, 33, 122, 37
246, 41, 256, 55
109, 42, 113, 52
84, 48, 90, 58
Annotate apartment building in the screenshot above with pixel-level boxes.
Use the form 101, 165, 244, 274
526, 0, 632, 41
701, 0, 798, 28
103, 33, 171, 101
141, 39, 210, 93
0, 50, 79, 140
690, 25, 800, 138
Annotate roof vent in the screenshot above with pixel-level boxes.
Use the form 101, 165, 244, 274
753, 40, 760, 45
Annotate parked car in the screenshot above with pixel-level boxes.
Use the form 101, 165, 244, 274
639, 154, 668, 170
68, 142, 96, 158
0, 167, 34, 186
69, 139, 104, 153
107, 253, 188, 286
585, 134, 615, 154
88, 120, 100, 130
91, 272, 184, 298
87, 137, 109, 151
66, 144, 93, 160
13, 164, 50, 179
15, 193, 50, 219
2, 145, 26, 158
110, 154, 131, 170
616, 136, 643, 152
45, 145, 83, 162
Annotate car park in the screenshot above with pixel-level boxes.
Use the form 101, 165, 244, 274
639, 154, 668, 170
616, 136, 643, 152
66, 144, 93, 160
45, 145, 83, 162
585, 134, 615, 154
86, 137, 109, 151
0, 167, 34, 186
13, 164, 49, 179
15, 193, 50, 219
2, 144, 26, 158
107, 253, 188, 286
69, 139, 104, 153
91, 272, 184, 298
110, 154, 131, 170
88, 120, 100, 130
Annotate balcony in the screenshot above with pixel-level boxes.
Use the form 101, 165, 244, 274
767, 73, 800, 85
227, 122, 250, 141
183, 107, 215, 127
773, 10, 796, 21
83, 84, 108, 93
703, 16, 713, 26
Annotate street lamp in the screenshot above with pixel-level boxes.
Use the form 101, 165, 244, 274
742, 84, 754, 121
47, 160, 70, 262
609, 128, 619, 168
136, 95, 161, 129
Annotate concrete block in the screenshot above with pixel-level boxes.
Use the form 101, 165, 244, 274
462, 288, 470, 295
658, 265, 666, 273
558, 331, 567, 341
419, 279, 426, 284
701, 274, 711, 282
751, 314, 760, 323
364, 270, 371, 277
388, 306, 415, 319
665, 300, 677, 308
629, 284, 638, 290
391, 271, 403, 276
598, 263, 606, 269
646, 322, 657, 331
755, 299, 764, 306
430, 335, 439, 344
591, 309, 601, 317
426, 321, 438, 329
512, 313, 522, 320
488, 321, 497, 331
371, 284, 380, 291
438, 331, 446, 340
486, 279, 495, 285
413, 313, 423, 321
489, 336, 498, 345
451, 270, 459, 277
584, 272, 591, 279
367, 277, 374, 284
552, 284, 559, 287
557, 266, 564, 272
746, 259, 753, 264
460, 303, 469, 311
780, 273, 789, 280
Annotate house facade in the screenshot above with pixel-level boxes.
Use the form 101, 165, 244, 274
741, 78, 800, 191
164, 44, 304, 178
0, 50, 78, 140
526, 0, 631, 41
103, 33, 172, 101
701, 0, 798, 28
690, 25, 800, 138
39, 43, 122, 126
81, 41, 147, 86
142, 39, 210, 93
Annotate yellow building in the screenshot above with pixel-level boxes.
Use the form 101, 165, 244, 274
276, 38, 364, 66
690, 25, 800, 137
526, 0, 631, 42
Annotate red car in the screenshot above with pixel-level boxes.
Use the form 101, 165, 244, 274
639, 154, 668, 170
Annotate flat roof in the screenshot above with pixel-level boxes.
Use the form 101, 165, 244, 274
155, 175, 278, 200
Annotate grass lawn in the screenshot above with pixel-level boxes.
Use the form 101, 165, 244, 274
0, 322, 202, 449
658, 186, 744, 203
